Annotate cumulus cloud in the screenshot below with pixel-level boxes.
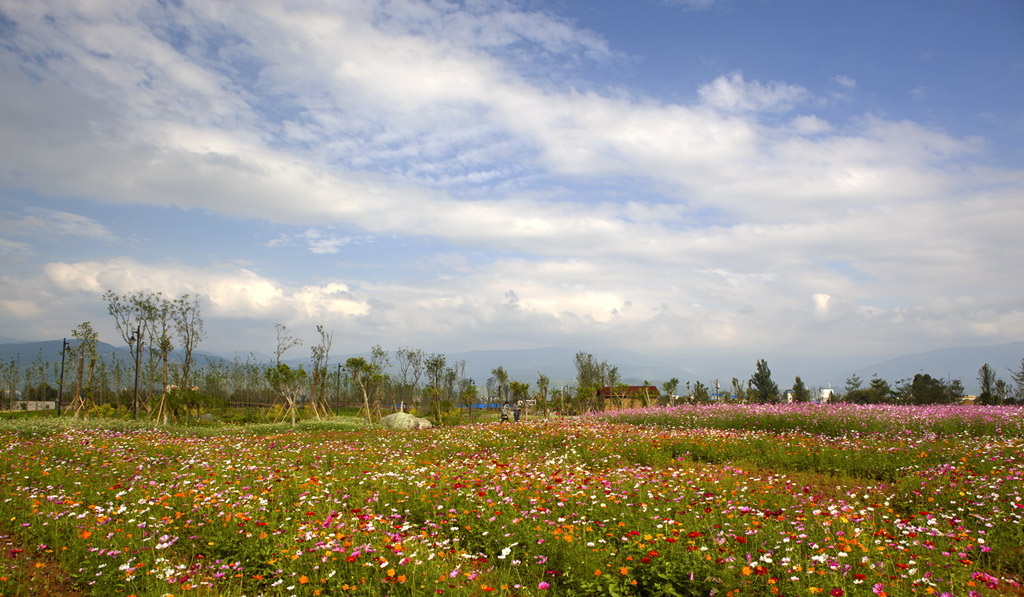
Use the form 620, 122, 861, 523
0, 0, 1021, 364
36, 257, 373, 326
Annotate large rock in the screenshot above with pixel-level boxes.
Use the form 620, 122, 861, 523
379, 412, 433, 430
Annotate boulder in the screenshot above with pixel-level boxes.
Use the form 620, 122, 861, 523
379, 412, 433, 430
198, 413, 220, 423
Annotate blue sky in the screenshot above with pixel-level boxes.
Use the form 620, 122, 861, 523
1, 0, 1022, 379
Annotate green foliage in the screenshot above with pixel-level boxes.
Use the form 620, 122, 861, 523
978, 363, 997, 405
691, 381, 710, 403
750, 359, 778, 403
791, 376, 810, 403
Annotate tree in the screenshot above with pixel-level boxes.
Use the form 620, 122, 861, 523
1011, 358, 1024, 404
265, 363, 307, 427
509, 380, 530, 418
346, 356, 374, 425
536, 372, 550, 418
172, 294, 204, 389
661, 377, 679, 403
69, 321, 99, 418
640, 379, 654, 408
274, 323, 302, 366
490, 365, 509, 404
792, 376, 811, 403
574, 351, 614, 411
844, 374, 863, 395
750, 359, 778, 404
692, 381, 710, 403
978, 364, 997, 405
459, 378, 478, 421
730, 377, 748, 404
994, 379, 1010, 405
149, 294, 176, 424
309, 325, 333, 419
904, 373, 960, 405
104, 290, 159, 412
868, 375, 891, 404
395, 347, 424, 410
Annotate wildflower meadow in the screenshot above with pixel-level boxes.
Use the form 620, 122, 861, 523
0, 404, 1021, 596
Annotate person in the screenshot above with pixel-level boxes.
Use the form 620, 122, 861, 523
500, 400, 510, 422
513, 399, 522, 422
400, 400, 407, 413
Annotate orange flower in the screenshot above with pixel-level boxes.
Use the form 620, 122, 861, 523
620, 567, 628, 575
80, 530, 92, 540
595, 569, 602, 576
397, 575, 407, 583
741, 566, 752, 576
299, 575, 309, 584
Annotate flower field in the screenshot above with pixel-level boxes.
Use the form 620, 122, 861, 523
0, 405, 1022, 596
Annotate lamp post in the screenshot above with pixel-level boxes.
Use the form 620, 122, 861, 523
57, 338, 68, 416
129, 324, 142, 420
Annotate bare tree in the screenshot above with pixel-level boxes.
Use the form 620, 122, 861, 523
309, 325, 333, 419
395, 347, 424, 409
274, 323, 302, 366
172, 294, 205, 389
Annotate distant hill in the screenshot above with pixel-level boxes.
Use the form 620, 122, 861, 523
833, 342, 1024, 396
0, 339, 228, 370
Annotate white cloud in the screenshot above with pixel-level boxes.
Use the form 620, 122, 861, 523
833, 74, 857, 88
812, 293, 832, 319
0, 238, 33, 255
301, 229, 354, 255
0, 0, 1021, 365
698, 72, 809, 112
5, 208, 118, 242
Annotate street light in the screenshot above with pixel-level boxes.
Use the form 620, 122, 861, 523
129, 324, 142, 420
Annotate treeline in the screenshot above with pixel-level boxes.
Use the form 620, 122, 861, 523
2, 289, 1022, 422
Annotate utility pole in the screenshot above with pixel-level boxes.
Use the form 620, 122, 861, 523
130, 324, 142, 420
336, 363, 342, 413
57, 338, 68, 416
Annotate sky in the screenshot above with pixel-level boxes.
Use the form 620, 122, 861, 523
1, 0, 1023, 380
